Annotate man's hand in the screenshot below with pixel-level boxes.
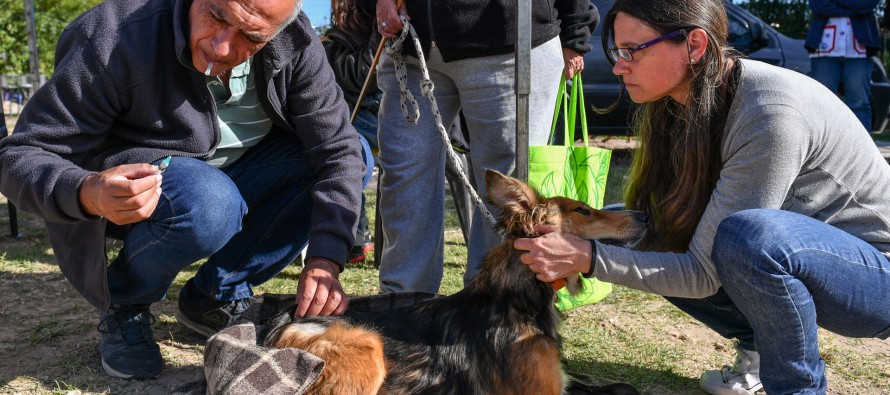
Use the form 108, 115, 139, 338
562, 48, 585, 79
513, 225, 593, 283
295, 257, 349, 317
78, 163, 163, 225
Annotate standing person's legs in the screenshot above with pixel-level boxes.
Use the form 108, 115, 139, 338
713, 209, 890, 394
376, 50, 462, 293
440, 37, 563, 282
444, 113, 475, 245
810, 57, 842, 94
349, 133, 376, 263
840, 57, 873, 131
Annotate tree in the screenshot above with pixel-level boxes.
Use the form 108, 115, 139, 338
0, 0, 103, 76
736, 0, 811, 39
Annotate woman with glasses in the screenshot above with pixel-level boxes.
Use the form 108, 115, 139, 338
514, 0, 890, 394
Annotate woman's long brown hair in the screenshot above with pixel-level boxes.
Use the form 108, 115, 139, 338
601, 0, 743, 251
330, 0, 373, 35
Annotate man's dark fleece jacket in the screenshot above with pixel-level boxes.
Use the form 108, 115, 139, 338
0, 0, 365, 310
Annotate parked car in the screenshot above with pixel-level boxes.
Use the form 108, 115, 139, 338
580, 0, 890, 135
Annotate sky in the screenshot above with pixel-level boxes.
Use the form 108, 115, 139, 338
302, 2, 332, 29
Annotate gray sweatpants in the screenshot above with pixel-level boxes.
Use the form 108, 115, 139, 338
376, 36, 565, 293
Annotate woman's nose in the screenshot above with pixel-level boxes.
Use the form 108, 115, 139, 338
612, 59, 629, 76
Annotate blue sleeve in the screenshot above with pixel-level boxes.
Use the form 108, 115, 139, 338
810, 0, 879, 17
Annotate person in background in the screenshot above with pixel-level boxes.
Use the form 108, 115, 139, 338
513, 0, 890, 394
321, 0, 378, 264
364, 0, 598, 294
805, 0, 882, 132
322, 0, 481, 259
0, 0, 365, 380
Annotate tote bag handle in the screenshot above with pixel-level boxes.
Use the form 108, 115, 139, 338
548, 74, 589, 147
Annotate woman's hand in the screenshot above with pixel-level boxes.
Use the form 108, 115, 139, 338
513, 225, 594, 283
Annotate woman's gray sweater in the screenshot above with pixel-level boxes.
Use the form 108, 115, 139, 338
593, 59, 890, 298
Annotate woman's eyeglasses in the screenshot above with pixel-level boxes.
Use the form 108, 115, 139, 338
608, 30, 687, 63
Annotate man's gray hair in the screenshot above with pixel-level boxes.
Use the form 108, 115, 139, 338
275, 0, 303, 36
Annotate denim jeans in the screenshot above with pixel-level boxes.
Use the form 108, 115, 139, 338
810, 57, 873, 131
376, 37, 564, 293
695, 209, 890, 394
356, 132, 375, 242
353, 108, 379, 151
107, 130, 320, 304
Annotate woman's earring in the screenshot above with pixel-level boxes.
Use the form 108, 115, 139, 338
690, 57, 696, 63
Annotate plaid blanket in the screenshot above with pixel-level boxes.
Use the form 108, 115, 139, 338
202, 322, 324, 394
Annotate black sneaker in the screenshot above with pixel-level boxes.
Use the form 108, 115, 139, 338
175, 279, 252, 337
97, 304, 162, 380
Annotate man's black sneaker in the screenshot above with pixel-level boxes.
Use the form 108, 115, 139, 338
97, 304, 162, 380
175, 279, 252, 337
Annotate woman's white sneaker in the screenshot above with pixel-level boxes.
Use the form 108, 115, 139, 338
699, 348, 764, 395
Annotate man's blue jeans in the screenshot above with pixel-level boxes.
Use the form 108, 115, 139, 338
810, 57, 873, 131
106, 130, 319, 304
670, 209, 890, 394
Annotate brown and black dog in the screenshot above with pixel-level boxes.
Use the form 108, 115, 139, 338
266, 170, 648, 395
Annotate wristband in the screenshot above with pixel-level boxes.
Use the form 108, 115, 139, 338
582, 240, 597, 278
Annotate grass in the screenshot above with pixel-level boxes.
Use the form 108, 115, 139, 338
0, 128, 888, 393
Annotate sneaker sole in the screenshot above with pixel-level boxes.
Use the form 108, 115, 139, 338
175, 310, 216, 338
101, 359, 158, 380
699, 379, 764, 395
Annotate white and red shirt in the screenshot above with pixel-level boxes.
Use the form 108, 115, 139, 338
811, 16, 867, 58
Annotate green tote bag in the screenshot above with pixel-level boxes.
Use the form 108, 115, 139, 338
528, 74, 613, 311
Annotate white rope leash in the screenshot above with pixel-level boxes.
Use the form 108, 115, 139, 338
385, 16, 498, 226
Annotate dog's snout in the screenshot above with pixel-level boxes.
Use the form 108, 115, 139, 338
620, 210, 649, 224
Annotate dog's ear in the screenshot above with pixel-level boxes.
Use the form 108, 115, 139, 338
485, 169, 538, 212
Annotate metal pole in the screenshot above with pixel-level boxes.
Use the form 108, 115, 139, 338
515, 0, 531, 182
24, 0, 40, 90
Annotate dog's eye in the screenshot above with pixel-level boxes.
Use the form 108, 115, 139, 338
573, 207, 591, 216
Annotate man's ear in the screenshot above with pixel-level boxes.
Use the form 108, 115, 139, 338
686, 28, 709, 63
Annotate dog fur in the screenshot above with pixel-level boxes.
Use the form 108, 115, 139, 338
272, 317, 387, 395
268, 170, 648, 395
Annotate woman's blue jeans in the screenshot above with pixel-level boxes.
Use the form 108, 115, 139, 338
669, 209, 890, 394
106, 130, 322, 304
